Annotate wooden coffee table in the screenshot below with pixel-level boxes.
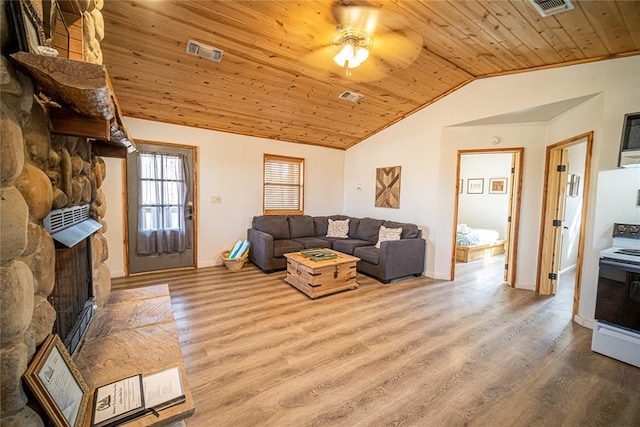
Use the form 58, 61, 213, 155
284, 249, 359, 298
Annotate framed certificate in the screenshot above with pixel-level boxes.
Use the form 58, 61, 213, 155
23, 334, 89, 427
92, 375, 145, 427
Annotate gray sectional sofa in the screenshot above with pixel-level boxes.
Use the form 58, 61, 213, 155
247, 215, 426, 283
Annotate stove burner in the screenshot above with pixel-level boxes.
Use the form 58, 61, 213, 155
615, 248, 640, 256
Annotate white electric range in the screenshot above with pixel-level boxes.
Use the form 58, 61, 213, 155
592, 223, 640, 368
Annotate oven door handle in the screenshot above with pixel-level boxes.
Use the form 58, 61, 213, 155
596, 323, 640, 343
600, 258, 640, 273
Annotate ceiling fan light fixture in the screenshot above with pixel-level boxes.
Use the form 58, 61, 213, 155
354, 46, 369, 63
333, 43, 355, 67
331, 29, 372, 73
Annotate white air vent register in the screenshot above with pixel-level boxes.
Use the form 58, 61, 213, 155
44, 205, 102, 248
529, 0, 574, 17
339, 90, 364, 103
186, 39, 224, 62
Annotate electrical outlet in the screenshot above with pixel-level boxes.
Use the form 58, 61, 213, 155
210, 196, 221, 203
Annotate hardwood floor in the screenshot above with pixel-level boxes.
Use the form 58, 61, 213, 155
112, 256, 640, 426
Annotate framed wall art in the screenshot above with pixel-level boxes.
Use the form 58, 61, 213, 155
23, 334, 89, 427
375, 166, 401, 208
489, 178, 508, 194
467, 178, 484, 194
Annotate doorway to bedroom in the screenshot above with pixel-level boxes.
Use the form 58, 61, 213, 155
452, 148, 523, 287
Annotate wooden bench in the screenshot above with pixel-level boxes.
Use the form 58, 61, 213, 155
74, 284, 194, 426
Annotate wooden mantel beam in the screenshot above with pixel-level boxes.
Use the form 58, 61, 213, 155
49, 107, 110, 140
11, 52, 114, 119
10, 52, 135, 157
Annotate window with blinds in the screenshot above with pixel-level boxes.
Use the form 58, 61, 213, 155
263, 154, 304, 215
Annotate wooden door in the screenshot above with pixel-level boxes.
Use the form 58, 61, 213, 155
538, 148, 569, 295
504, 150, 523, 287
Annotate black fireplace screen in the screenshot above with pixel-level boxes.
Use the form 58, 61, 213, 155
49, 237, 94, 354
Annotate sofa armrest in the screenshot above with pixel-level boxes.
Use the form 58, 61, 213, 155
247, 228, 273, 268
378, 237, 426, 280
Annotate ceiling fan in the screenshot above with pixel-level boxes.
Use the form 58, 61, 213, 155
301, 2, 423, 82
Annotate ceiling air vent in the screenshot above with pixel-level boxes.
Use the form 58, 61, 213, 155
338, 90, 364, 103
186, 39, 224, 62
529, 0, 574, 17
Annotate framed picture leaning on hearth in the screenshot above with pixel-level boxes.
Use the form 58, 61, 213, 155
23, 334, 89, 427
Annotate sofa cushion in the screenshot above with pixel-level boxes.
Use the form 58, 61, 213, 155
289, 215, 314, 238
313, 216, 329, 237
355, 218, 384, 242
383, 220, 420, 239
327, 219, 349, 238
253, 215, 290, 239
354, 246, 379, 265
332, 239, 371, 255
376, 225, 402, 248
292, 237, 332, 249
273, 239, 304, 257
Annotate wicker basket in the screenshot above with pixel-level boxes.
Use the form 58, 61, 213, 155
222, 250, 247, 271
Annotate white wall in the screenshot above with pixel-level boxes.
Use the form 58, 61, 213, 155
344, 56, 640, 324
103, 120, 345, 277
458, 153, 512, 238
102, 157, 126, 276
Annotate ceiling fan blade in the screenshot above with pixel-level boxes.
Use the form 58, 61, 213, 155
332, 4, 380, 34
332, 2, 415, 32
300, 45, 335, 69
370, 30, 423, 70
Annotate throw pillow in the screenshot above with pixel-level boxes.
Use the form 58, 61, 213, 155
327, 219, 349, 238
376, 225, 402, 248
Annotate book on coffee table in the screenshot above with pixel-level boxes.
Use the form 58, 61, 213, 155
92, 366, 185, 427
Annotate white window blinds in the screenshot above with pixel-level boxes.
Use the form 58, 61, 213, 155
263, 154, 304, 214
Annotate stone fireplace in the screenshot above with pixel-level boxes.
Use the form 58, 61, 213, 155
0, 1, 128, 424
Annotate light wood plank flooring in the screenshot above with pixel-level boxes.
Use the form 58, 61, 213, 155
112, 256, 640, 426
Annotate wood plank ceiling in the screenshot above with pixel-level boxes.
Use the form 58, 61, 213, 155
100, 1, 640, 150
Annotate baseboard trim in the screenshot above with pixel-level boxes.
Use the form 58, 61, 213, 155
574, 314, 594, 329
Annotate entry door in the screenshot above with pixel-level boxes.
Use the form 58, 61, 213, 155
538, 148, 569, 295
126, 142, 196, 274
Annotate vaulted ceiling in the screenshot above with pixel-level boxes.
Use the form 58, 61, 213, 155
100, 1, 640, 150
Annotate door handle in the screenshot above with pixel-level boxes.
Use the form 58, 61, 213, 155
185, 201, 193, 220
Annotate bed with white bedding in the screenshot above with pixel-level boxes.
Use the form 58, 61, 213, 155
455, 224, 506, 263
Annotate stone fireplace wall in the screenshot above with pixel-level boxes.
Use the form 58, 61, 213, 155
0, 0, 110, 424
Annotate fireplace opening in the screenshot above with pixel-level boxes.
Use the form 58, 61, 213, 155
44, 205, 103, 355
49, 237, 95, 355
